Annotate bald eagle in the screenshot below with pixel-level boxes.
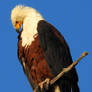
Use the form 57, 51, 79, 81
11, 5, 80, 92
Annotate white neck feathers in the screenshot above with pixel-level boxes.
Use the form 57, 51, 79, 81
21, 7, 44, 47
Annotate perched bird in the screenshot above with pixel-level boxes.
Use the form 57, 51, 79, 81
11, 5, 80, 92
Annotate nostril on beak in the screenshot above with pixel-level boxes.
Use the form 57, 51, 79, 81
16, 29, 21, 33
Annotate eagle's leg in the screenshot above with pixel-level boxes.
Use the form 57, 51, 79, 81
39, 78, 50, 91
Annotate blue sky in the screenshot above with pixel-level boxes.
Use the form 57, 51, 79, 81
0, 0, 92, 92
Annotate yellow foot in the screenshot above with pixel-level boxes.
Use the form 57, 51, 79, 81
39, 78, 50, 91
34, 89, 37, 92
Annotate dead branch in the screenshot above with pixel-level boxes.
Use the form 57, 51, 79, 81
50, 51, 88, 85
34, 51, 88, 92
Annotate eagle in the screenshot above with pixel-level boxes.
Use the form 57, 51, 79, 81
11, 5, 80, 92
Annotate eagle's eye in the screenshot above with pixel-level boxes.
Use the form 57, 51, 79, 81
15, 21, 23, 33
16, 21, 19, 24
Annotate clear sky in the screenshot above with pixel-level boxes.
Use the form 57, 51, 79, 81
0, 0, 92, 92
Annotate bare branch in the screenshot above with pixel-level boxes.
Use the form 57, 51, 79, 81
34, 52, 88, 92
50, 51, 88, 85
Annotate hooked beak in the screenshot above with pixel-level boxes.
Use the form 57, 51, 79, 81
15, 22, 23, 33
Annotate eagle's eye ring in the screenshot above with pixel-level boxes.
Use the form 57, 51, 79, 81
16, 21, 19, 24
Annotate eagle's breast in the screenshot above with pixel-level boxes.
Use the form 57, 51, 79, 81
18, 33, 53, 85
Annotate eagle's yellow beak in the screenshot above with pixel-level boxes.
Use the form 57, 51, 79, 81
15, 21, 23, 33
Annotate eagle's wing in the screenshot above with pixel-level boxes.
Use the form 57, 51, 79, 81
37, 20, 72, 76
37, 20, 79, 92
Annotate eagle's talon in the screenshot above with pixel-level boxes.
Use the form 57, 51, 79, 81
39, 78, 50, 91
34, 89, 37, 92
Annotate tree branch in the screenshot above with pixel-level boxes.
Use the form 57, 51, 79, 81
34, 51, 88, 92
50, 51, 88, 85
